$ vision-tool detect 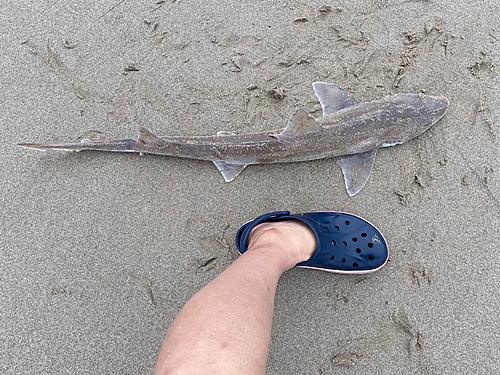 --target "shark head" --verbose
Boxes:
[337,91,449,196]
[413,94,449,136]
[380,93,449,147]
